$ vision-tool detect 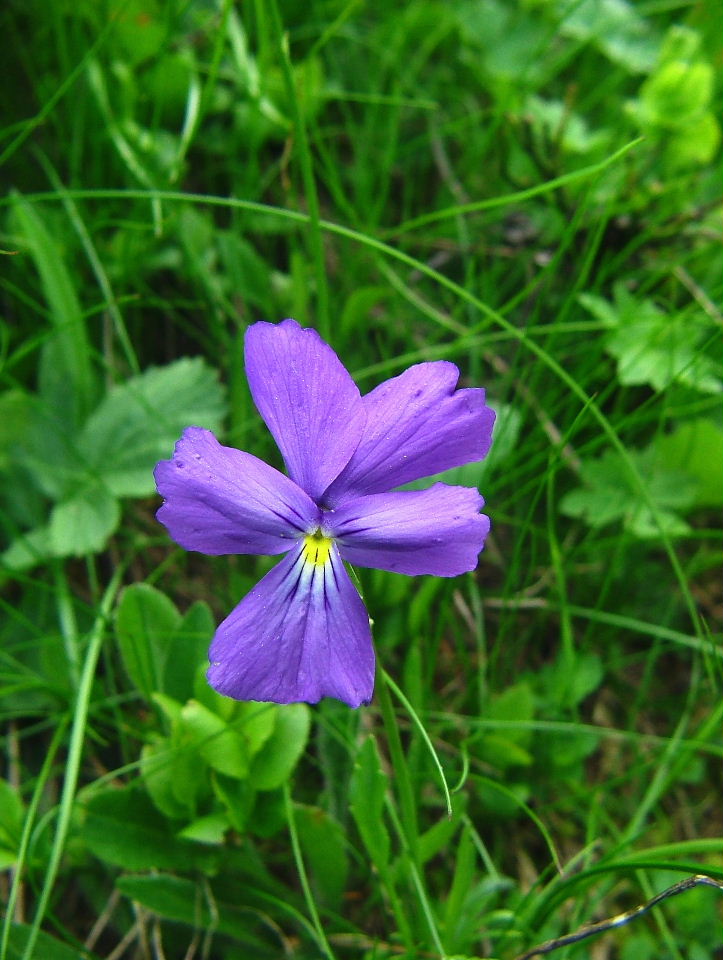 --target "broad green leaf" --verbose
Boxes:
[10,196,95,427]
[115,873,275,950]
[235,702,277,758]
[0,391,33,470]
[5,924,88,960]
[162,600,213,702]
[77,357,226,498]
[48,485,121,557]
[474,683,535,771]
[349,736,390,873]
[1,524,53,572]
[295,804,349,909]
[116,583,182,699]
[141,737,195,820]
[478,734,532,770]
[488,682,534,745]
[642,60,713,126]
[81,788,214,871]
[178,811,230,844]
[543,652,604,709]
[216,233,274,312]
[656,419,723,507]
[181,700,250,779]
[249,704,310,791]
